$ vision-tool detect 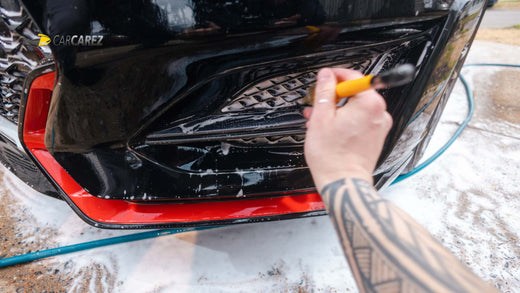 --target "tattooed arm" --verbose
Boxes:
[320,177,495,292]
[303,68,496,292]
